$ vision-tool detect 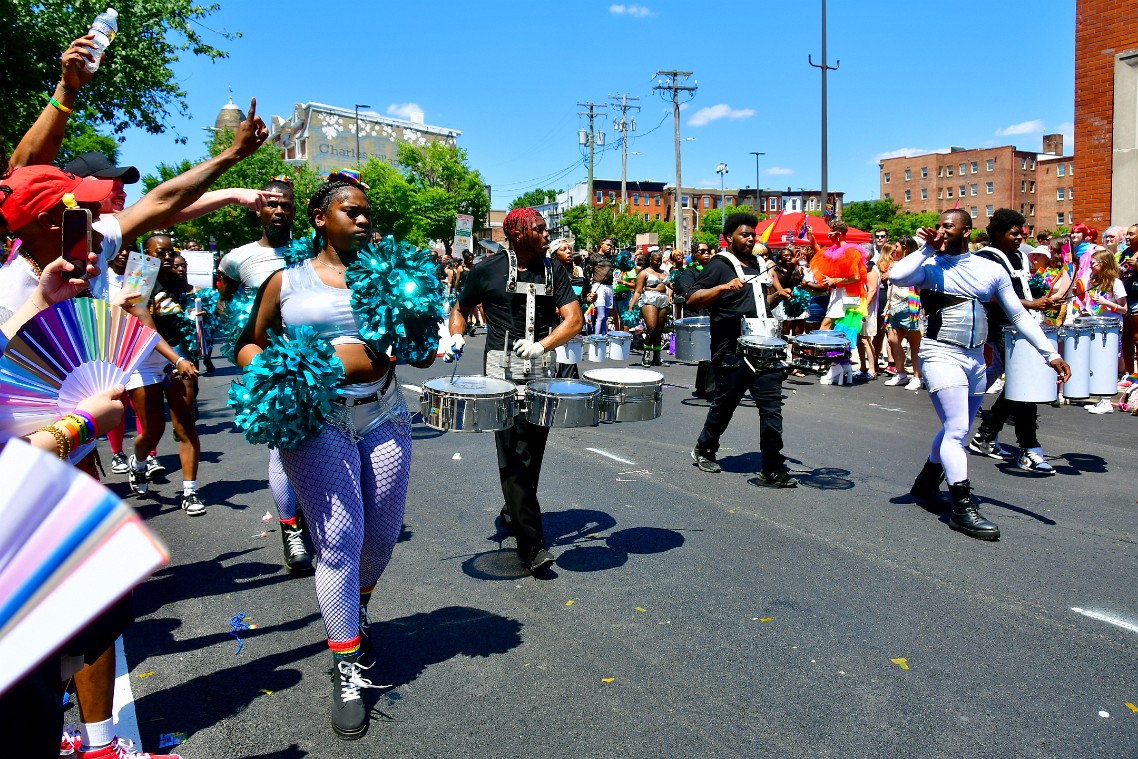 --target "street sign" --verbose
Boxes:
[453,213,474,256]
